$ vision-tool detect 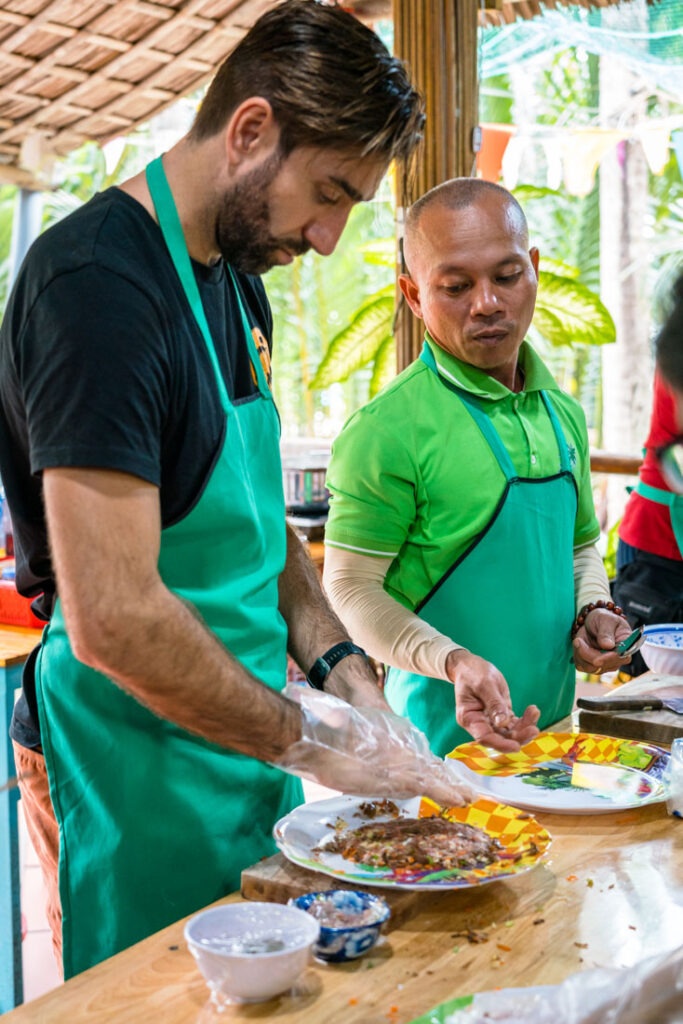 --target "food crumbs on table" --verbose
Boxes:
[168,945,179,951]
[349,998,358,1006]
[629,925,637,930]
[566,875,578,882]
[586,878,594,887]
[452,927,489,944]
[453,946,461,953]
[497,944,511,952]
[505,920,514,928]
[608,884,615,889]
[574,942,588,949]
[533,918,545,925]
